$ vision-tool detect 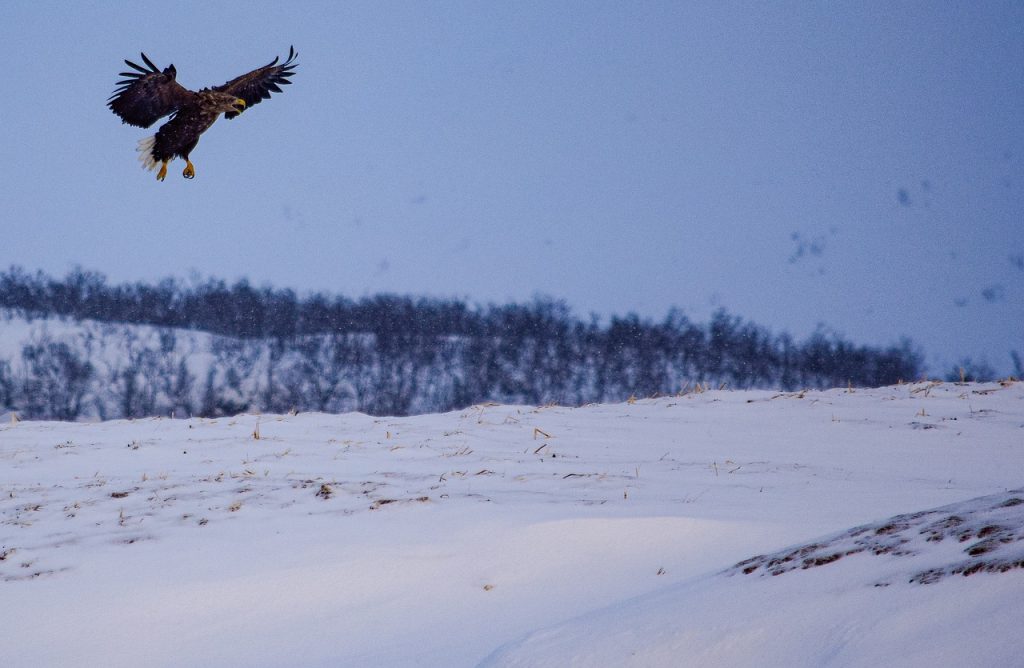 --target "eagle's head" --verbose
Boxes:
[203,90,247,116]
